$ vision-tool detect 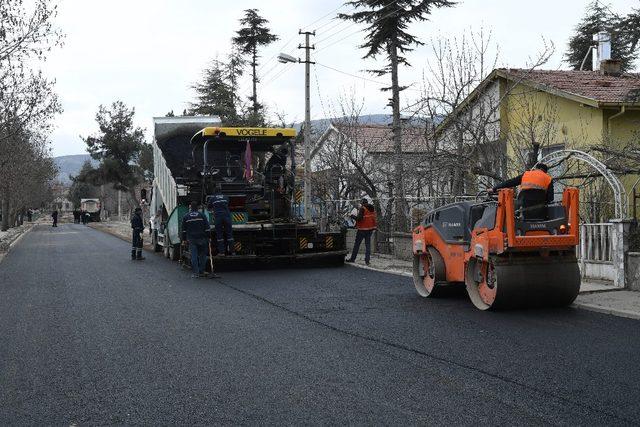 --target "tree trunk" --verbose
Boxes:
[389,38,407,232]
[252,49,258,119]
[1,196,9,231]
